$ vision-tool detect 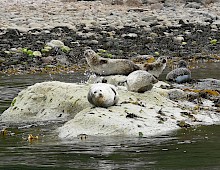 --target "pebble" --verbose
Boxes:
[0,0,219,32]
